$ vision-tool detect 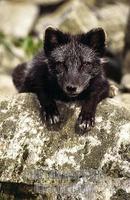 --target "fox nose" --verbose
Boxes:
[66,85,77,93]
